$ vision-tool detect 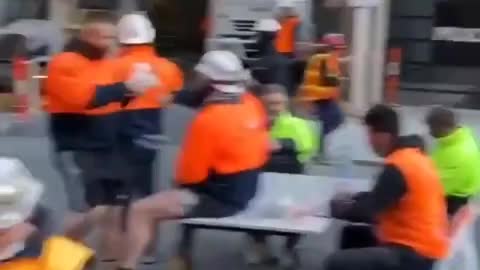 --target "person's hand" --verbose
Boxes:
[125,63,160,95]
[330,193,355,218]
